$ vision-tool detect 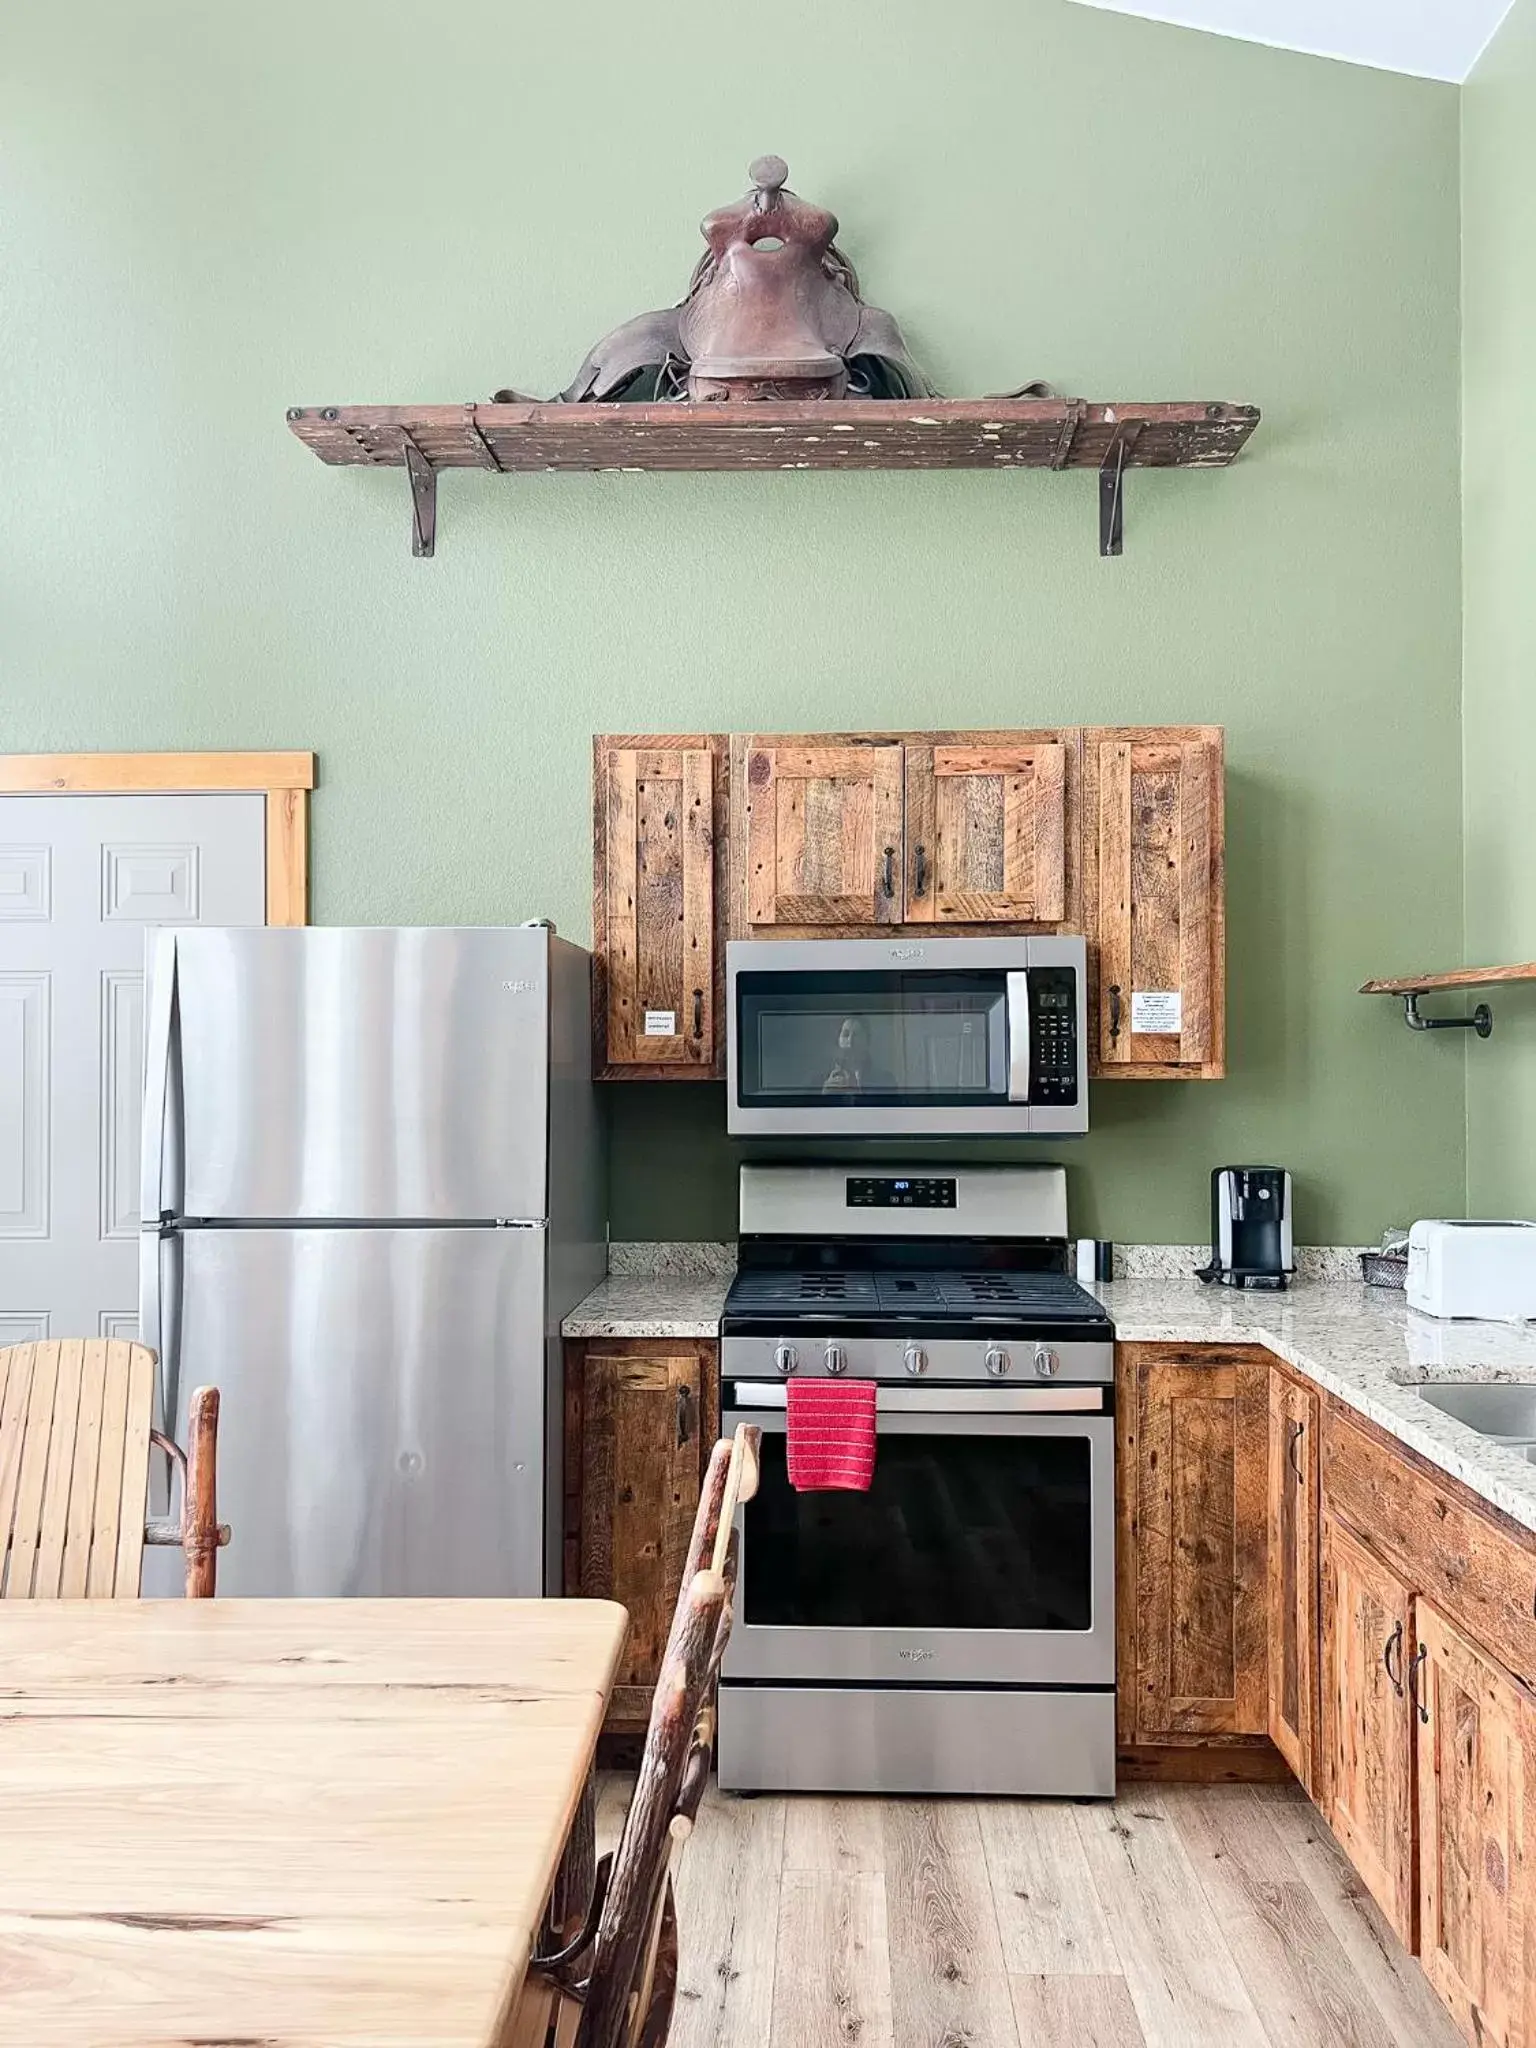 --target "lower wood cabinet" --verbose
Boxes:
[563,1338,719,1732]
[1320,1510,1418,1944]
[1118,1344,1270,1744]
[1267,1367,1319,1793]
[1415,1599,1535,2048]
[1320,1410,1536,2048]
